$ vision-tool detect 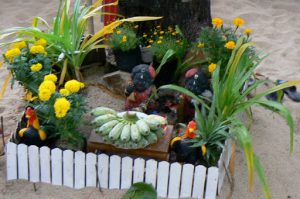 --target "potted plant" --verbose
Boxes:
[109,24,142,72]
[149,26,188,87]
